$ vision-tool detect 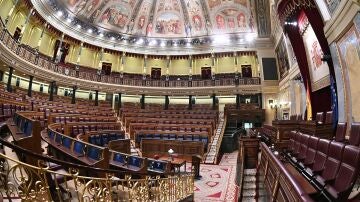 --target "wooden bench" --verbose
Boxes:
[128,123,213,139]
[134,130,209,149]
[125,117,215,131]
[141,139,205,160]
